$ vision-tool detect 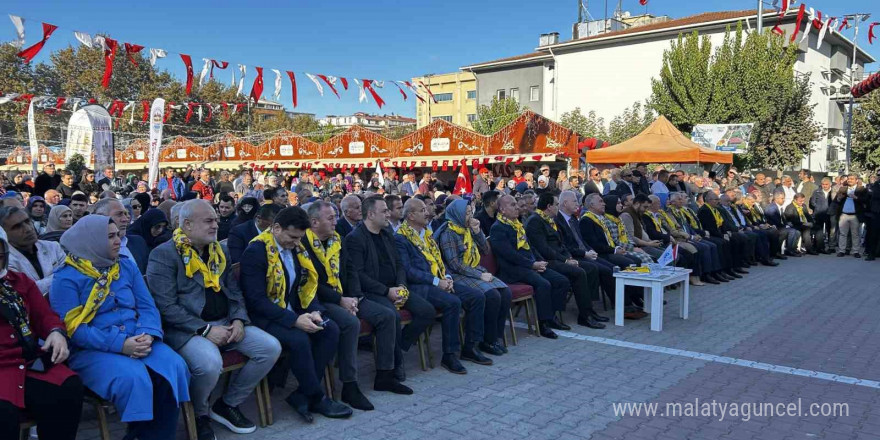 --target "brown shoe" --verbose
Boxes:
[624,311,648,320]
